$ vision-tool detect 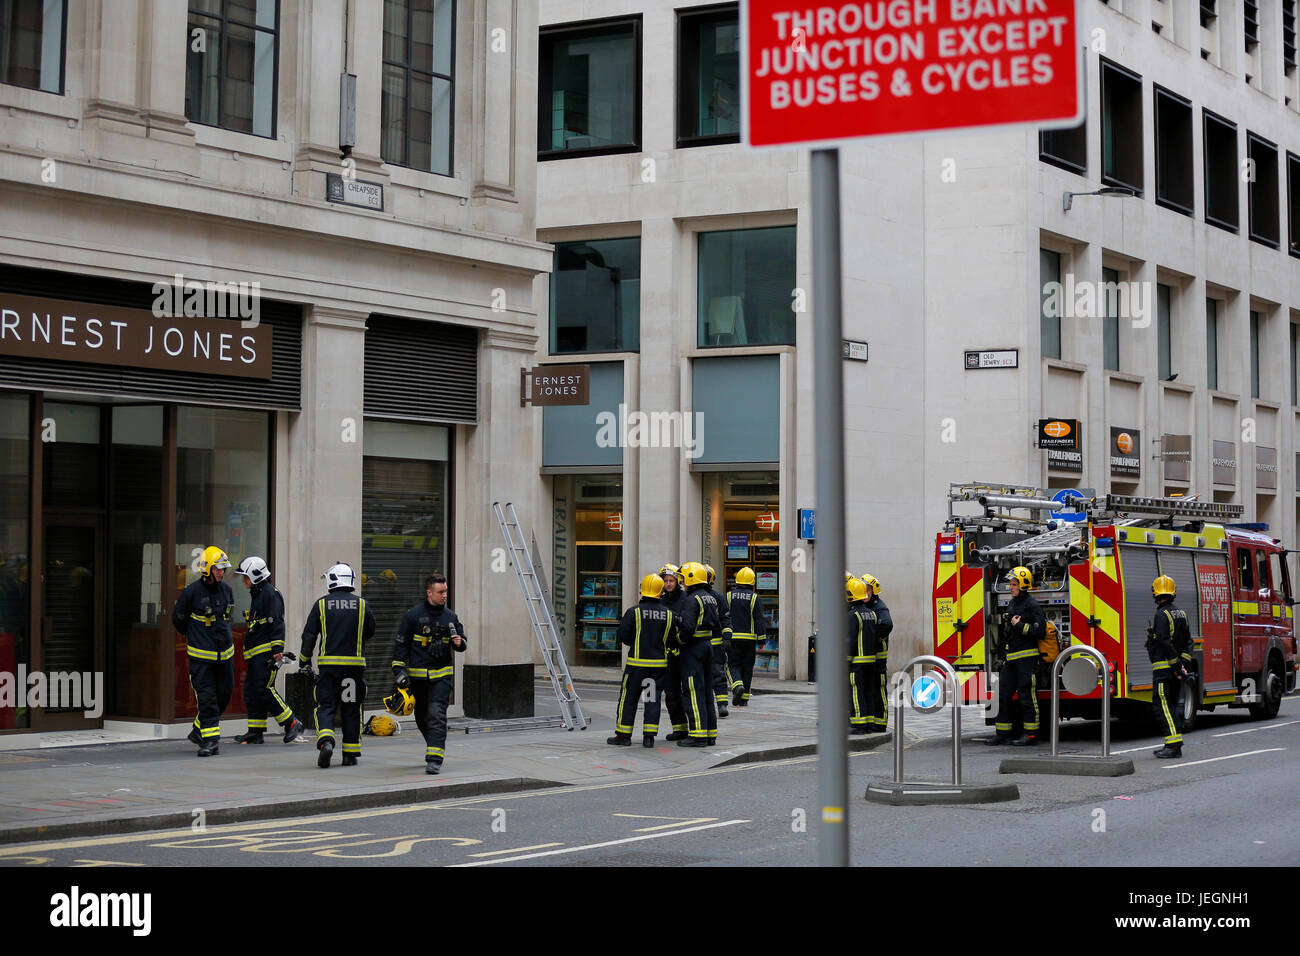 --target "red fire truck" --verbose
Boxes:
[932,483,1296,729]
